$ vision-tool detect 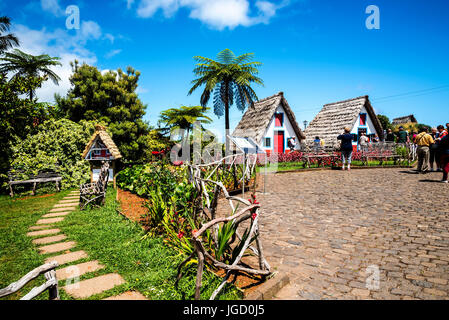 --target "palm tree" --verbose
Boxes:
[158,105,213,139]
[0,49,61,100]
[0,16,19,54]
[188,49,263,152]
